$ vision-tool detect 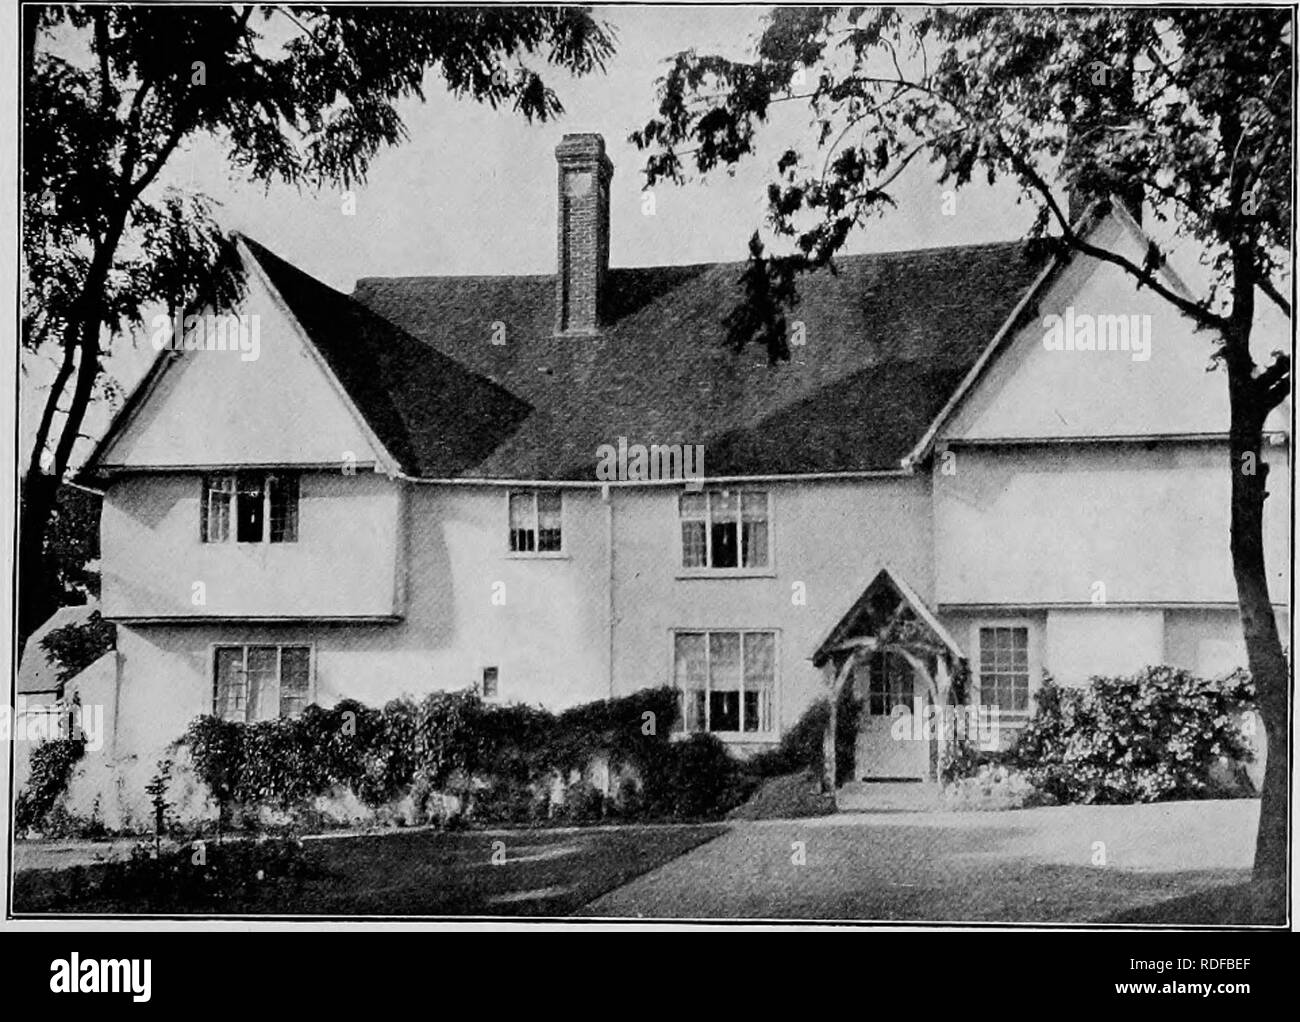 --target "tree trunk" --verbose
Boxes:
[18,468,60,647]
[1228,418,1288,889]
